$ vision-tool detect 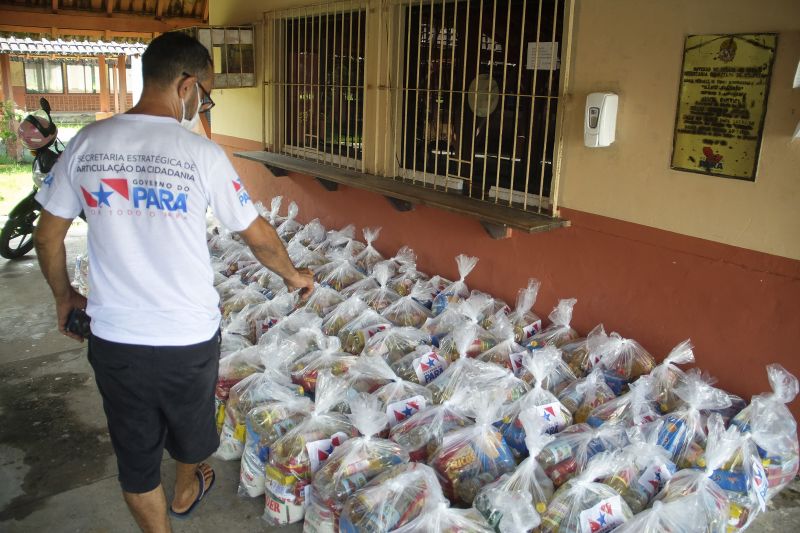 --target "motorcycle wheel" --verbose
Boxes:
[0,208,40,259]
